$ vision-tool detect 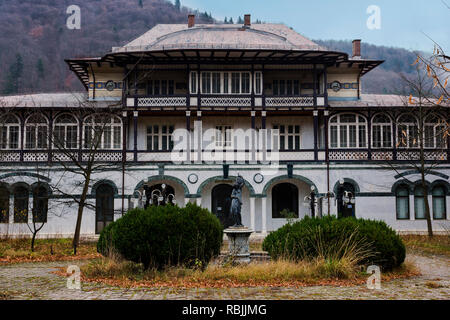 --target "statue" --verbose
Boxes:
[230,175,244,227]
